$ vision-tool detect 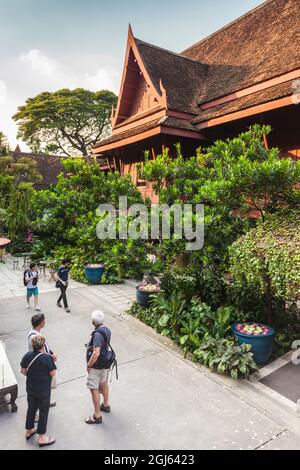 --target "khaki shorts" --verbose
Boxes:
[87,368,109,390]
